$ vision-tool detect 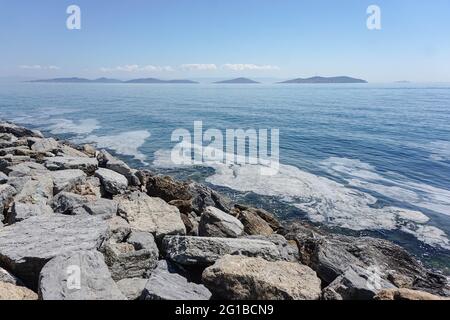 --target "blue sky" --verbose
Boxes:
[0,0,449,82]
